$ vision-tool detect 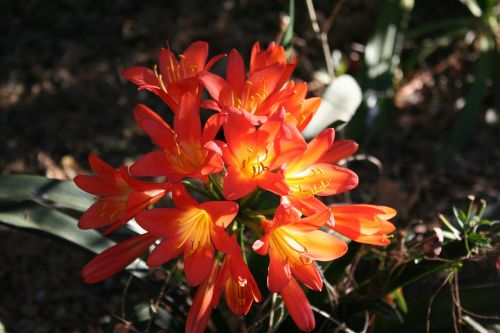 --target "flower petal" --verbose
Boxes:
[319,139,359,164]
[222,167,256,200]
[197,71,231,101]
[210,225,241,254]
[147,237,183,267]
[182,41,209,74]
[291,262,322,291]
[122,66,159,89]
[184,244,215,286]
[300,230,347,261]
[287,128,335,174]
[130,151,182,181]
[257,170,290,196]
[81,233,156,284]
[201,201,239,228]
[287,163,358,197]
[135,207,186,237]
[88,154,123,183]
[226,49,246,94]
[74,175,124,197]
[186,261,218,333]
[78,199,122,230]
[172,183,198,210]
[174,92,202,144]
[280,278,315,332]
[133,104,176,150]
[267,252,291,292]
